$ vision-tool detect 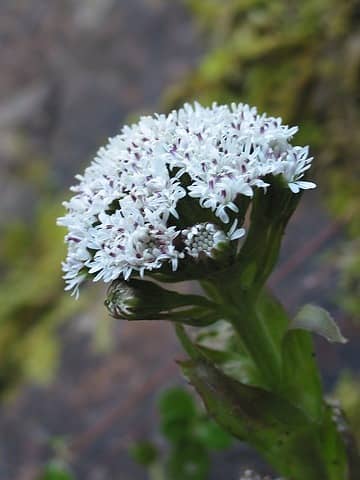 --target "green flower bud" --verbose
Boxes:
[105,278,218,325]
